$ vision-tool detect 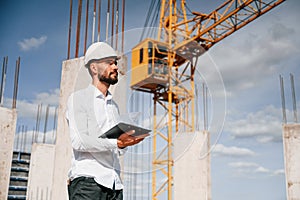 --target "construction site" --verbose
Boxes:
[0,0,299,199]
